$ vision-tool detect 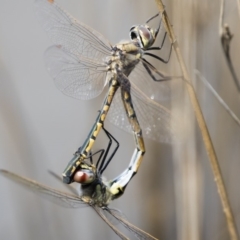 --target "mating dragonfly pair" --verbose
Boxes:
[1,0,179,239]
